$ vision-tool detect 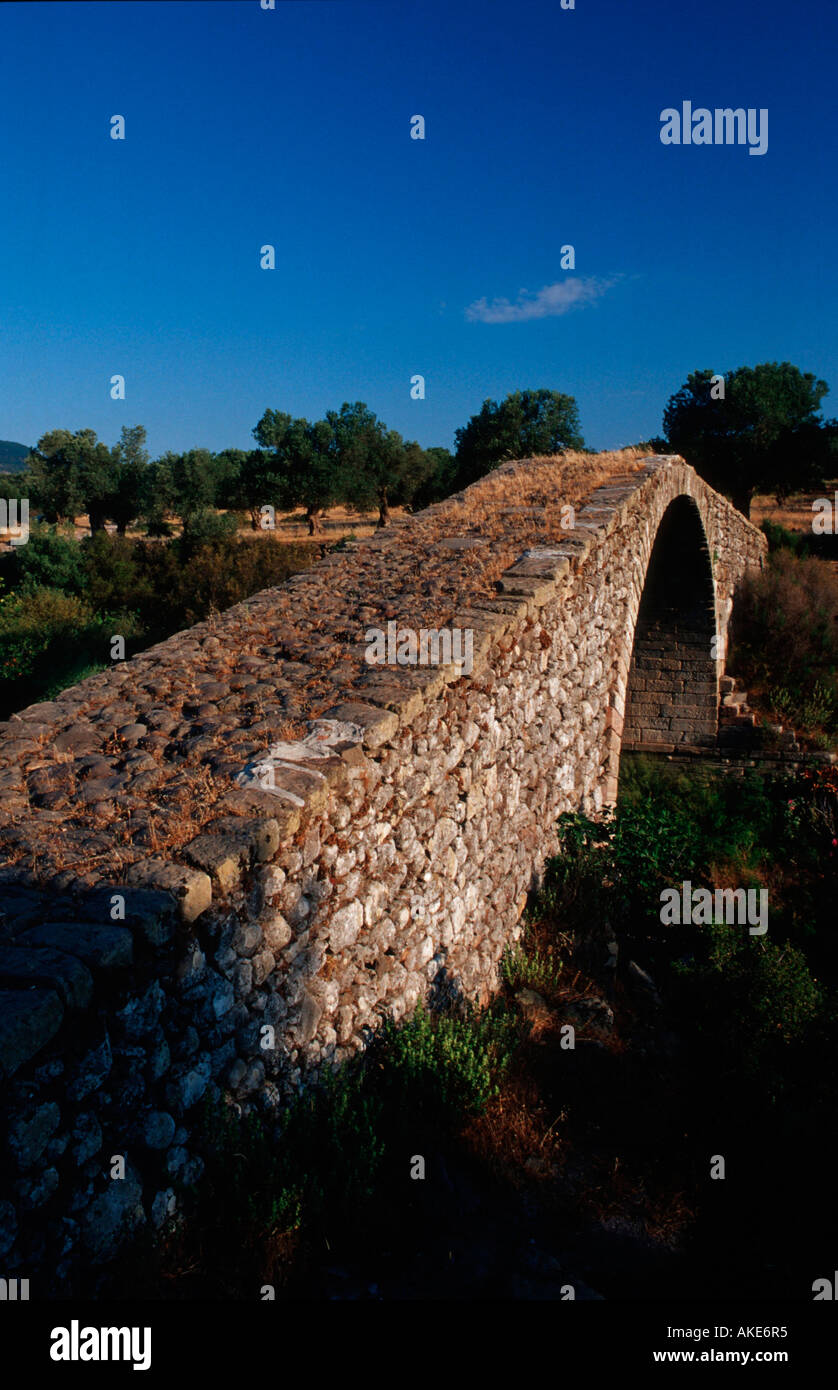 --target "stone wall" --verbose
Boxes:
[0,453,766,1288]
